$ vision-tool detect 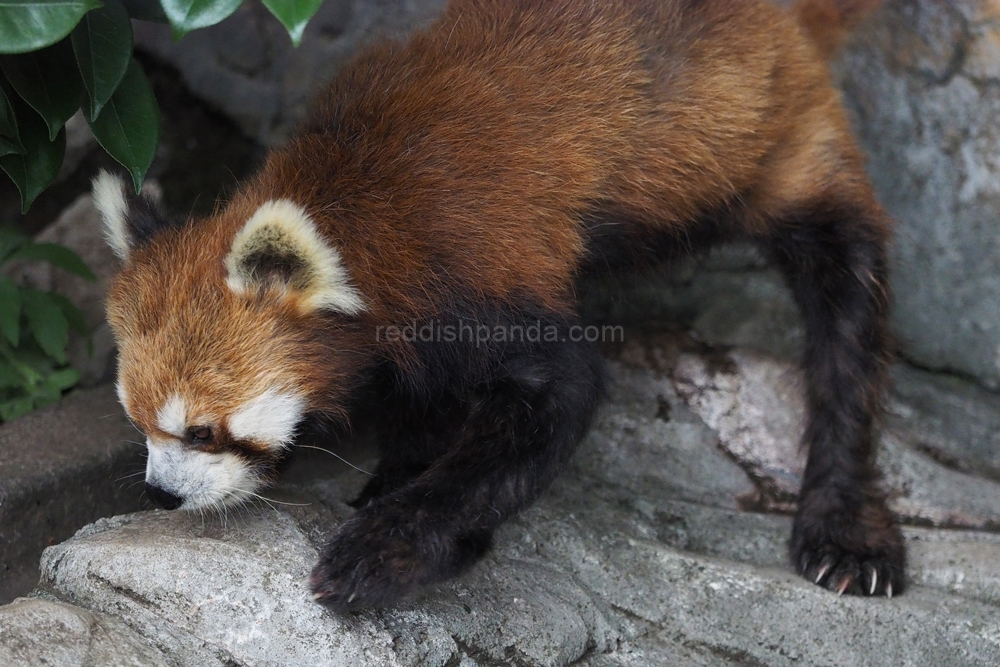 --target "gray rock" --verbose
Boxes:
[0,385,145,604]
[8,350,999,666]
[39,512,404,667]
[30,474,1000,667]
[0,598,171,667]
[670,345,1000,526]
[574,362,760,510]
[838,0,1000,388]
[887,363,1000,480]
[134,0,448,144]
[576,629,735,667]
[906,528,1000,607]
[672,349,807,503]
